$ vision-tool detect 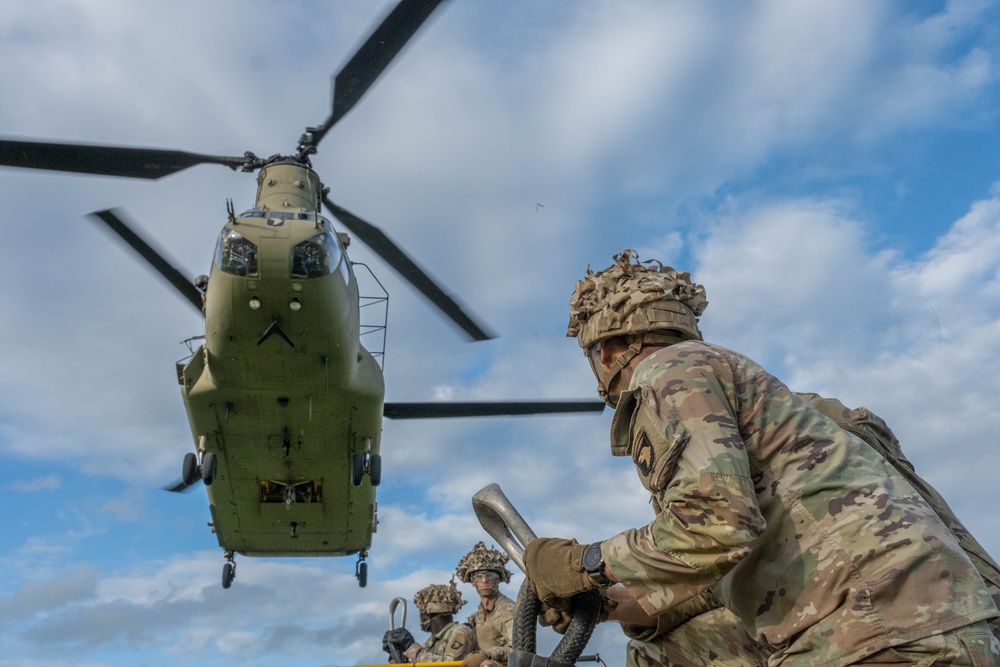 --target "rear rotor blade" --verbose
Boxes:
[89,209,204,314]
[304,0,450,149]
[383,401,606,419]
[323,196,494,341]
[164,478,199,493]
[0,138,247,180]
